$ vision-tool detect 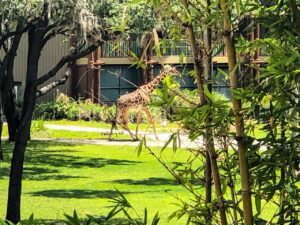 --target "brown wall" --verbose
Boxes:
[0,33,70,103]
